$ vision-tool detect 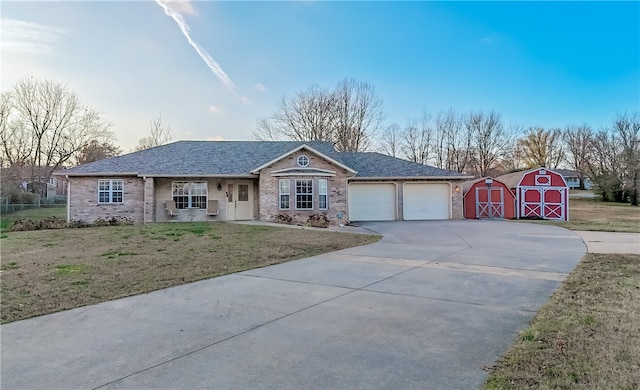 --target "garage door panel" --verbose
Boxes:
[403,183,450,220]
[348,184,396,221]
